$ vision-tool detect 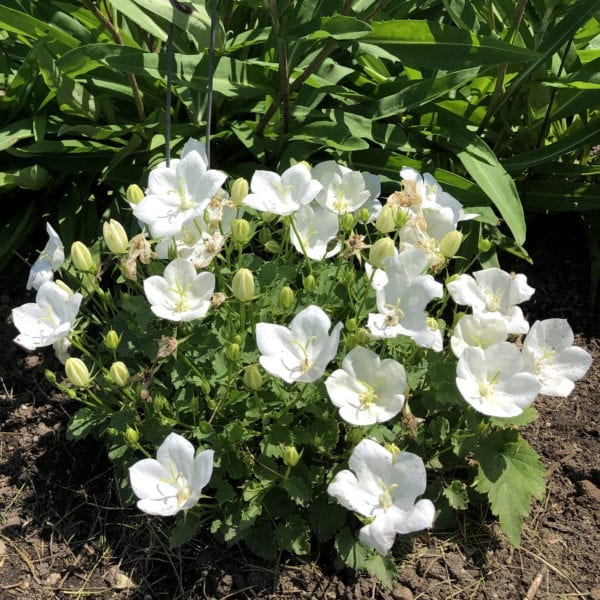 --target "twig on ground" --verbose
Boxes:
[524,565,547,600]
